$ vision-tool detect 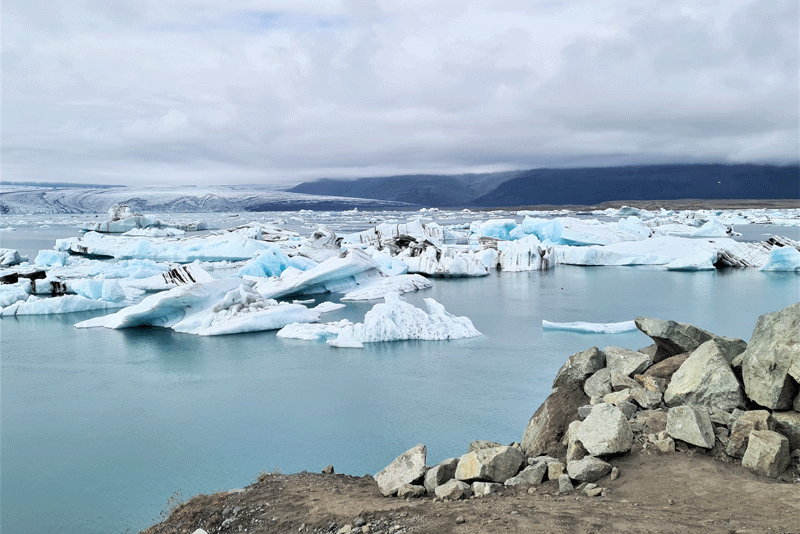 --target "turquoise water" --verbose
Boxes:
[2,264,798,534]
